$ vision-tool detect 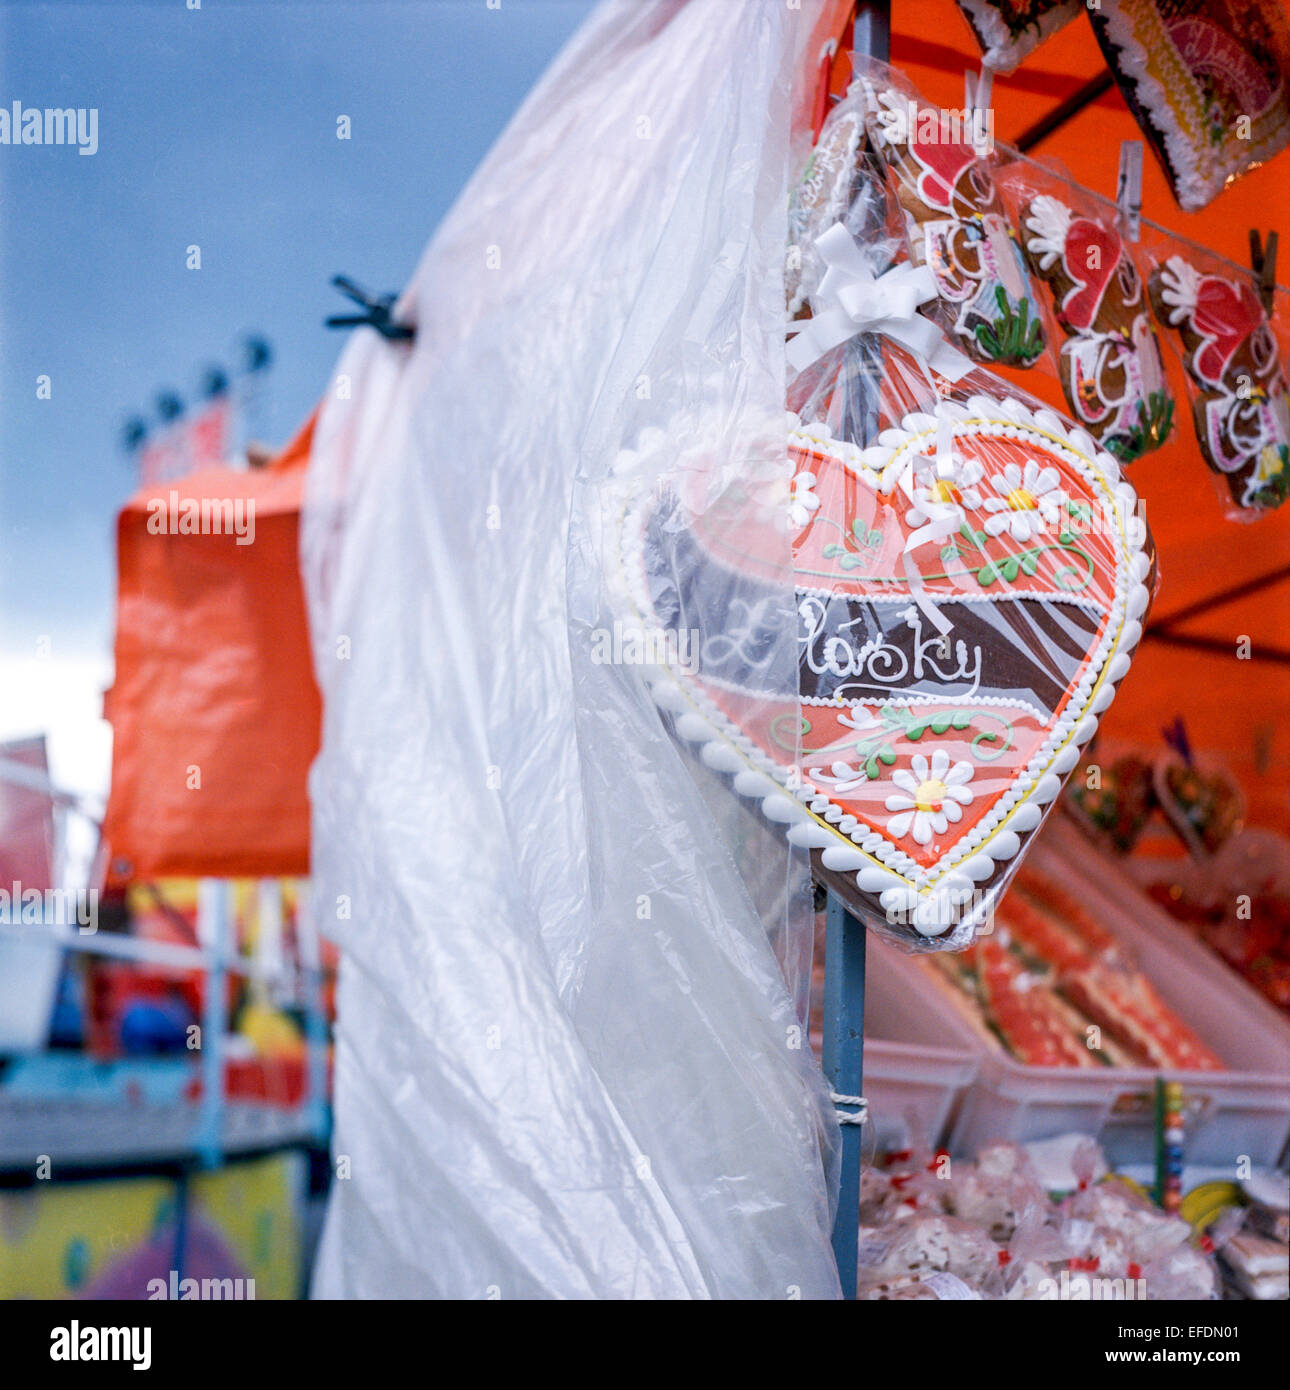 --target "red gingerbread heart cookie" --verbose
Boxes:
[605,394,1154,947]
